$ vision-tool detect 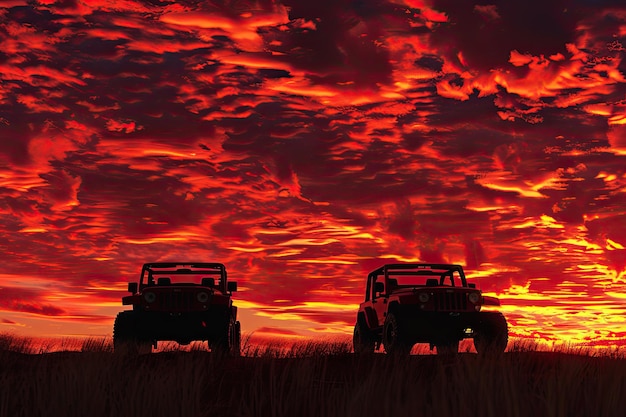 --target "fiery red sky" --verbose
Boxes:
[1,0,626,347]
